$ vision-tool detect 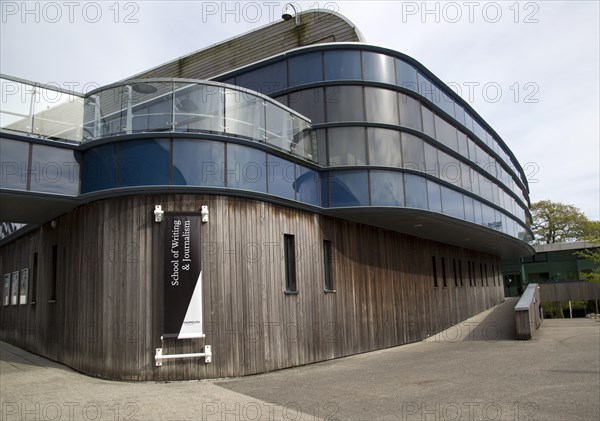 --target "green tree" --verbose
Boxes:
[575,221,600,285]
[530,200,595,244]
